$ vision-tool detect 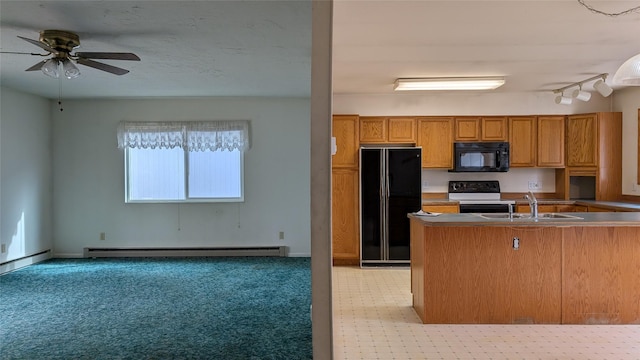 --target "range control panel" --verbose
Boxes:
[448,180,501,194]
